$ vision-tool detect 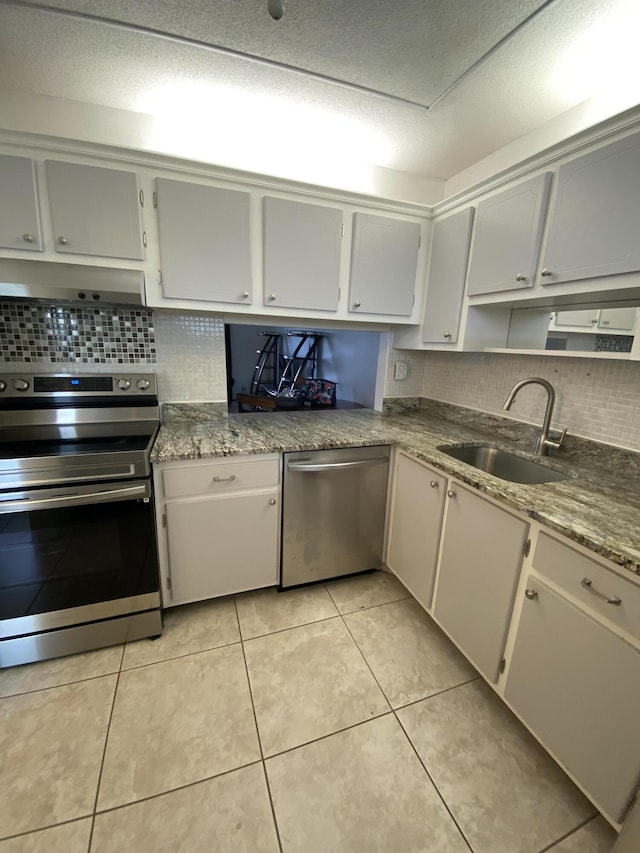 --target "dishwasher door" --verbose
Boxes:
[281,445,390,588]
